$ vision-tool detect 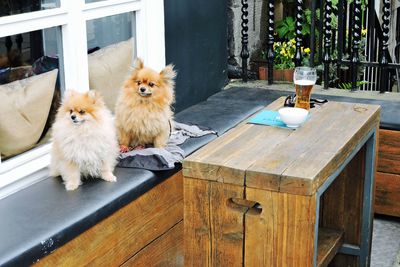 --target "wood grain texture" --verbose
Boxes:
[244,187,316,267]
[183,98,379,267]
[374,172,400,217]
[35,172,183,267]
[317,228,344,267]
[184,178,246,267]
[122,221,184,267]
[210,181,245,266]
[183,99,380,196]
[377,129,400,174]
[184,178,211,266]
[183,98,290,187]
[248,102,380,195]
